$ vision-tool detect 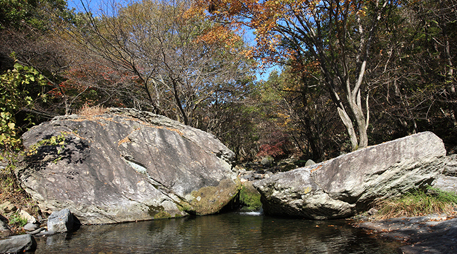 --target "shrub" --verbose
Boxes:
[256,131,292,159]
[1,62,46,164]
